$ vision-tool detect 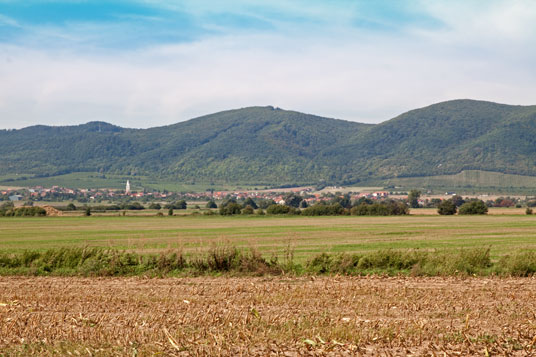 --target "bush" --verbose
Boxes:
[437,199,457,215]
[121,202,145,210]
[164,201,187,210]
[220,202,242,215]
[206,200,217,209]
[12,206,47,217]
[241,205,255,215]
[458,200,488,215]
[302,203,344,216]
[350,201,409,216]
[148,203,161,210]
[266,204,291,215]
[526,208,533,215]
